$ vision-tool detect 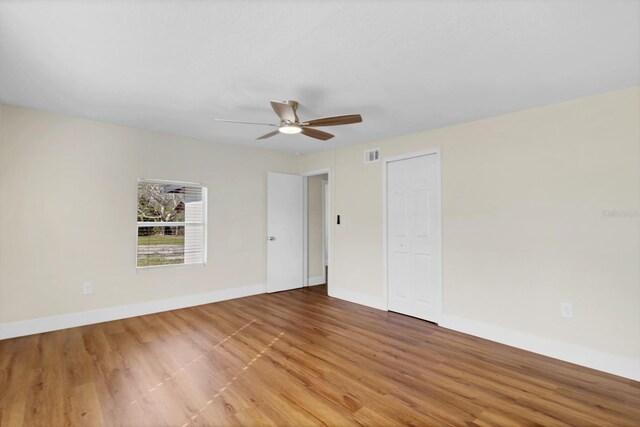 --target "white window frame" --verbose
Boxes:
[136,178,208,270]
